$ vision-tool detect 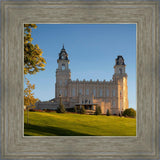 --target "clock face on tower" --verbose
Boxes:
[61,53,66,59]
